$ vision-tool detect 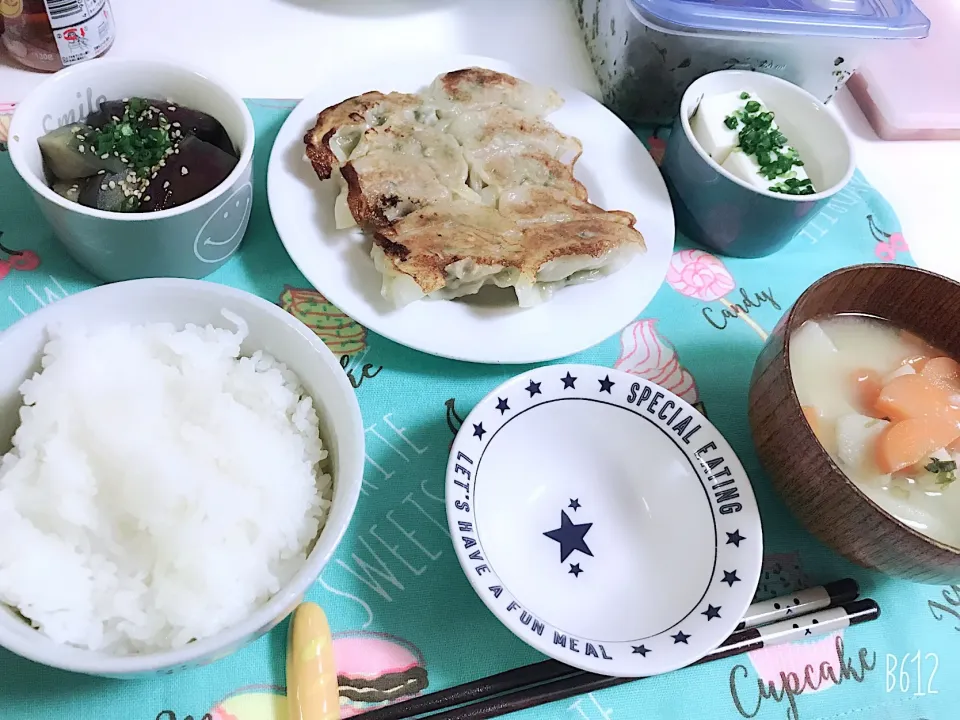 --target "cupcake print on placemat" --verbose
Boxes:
[280,285,382,388]
[205,632,428,720]
[614,318,706,415]
[280,285,367,357]
[335,631,429,718]
[745,553,845,697]
[666,249,769,340]
[208,686,286,720]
